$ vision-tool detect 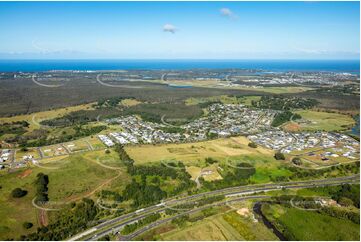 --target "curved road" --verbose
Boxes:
[68,174,359,241]
[32,75,65,88]
[96,74,143,89]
